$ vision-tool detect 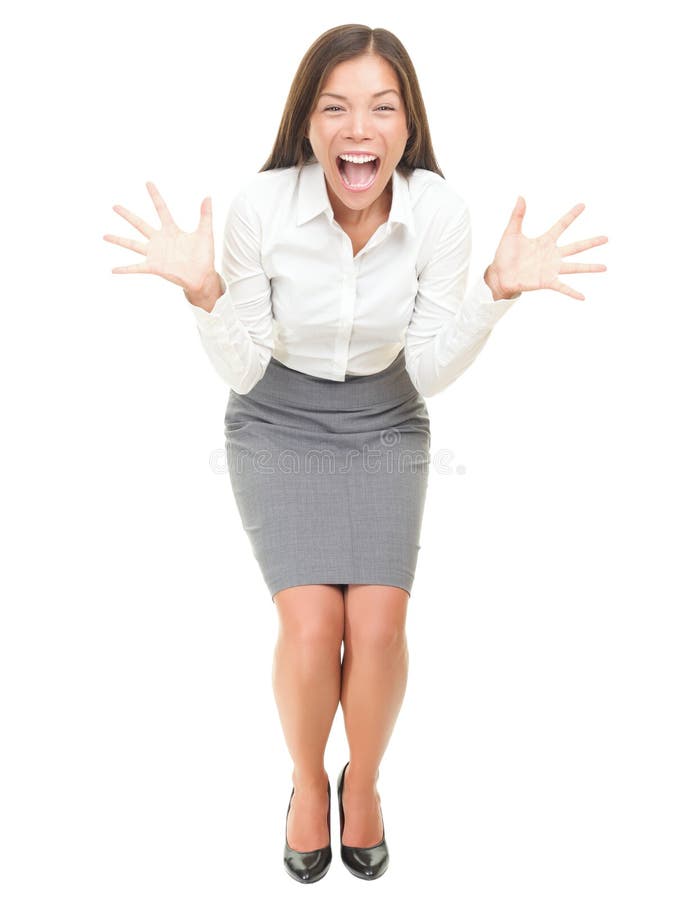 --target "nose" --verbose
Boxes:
[342,110,376,142]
